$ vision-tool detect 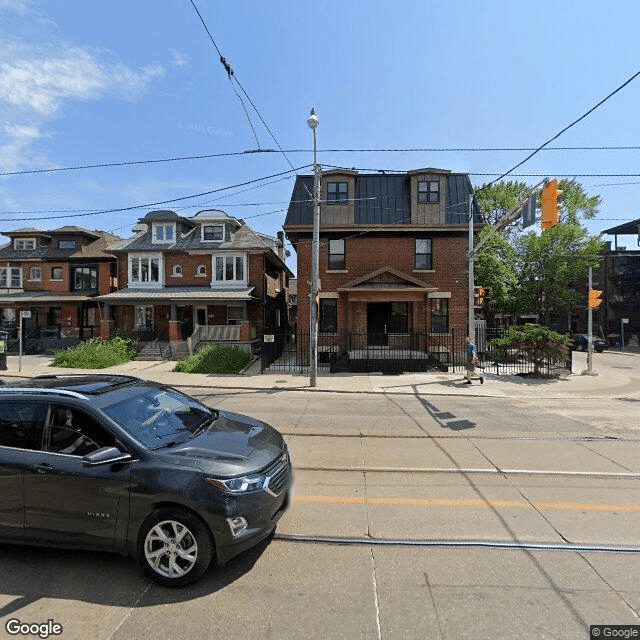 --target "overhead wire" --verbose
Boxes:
[476,68,640,190]
[6,146,640,178]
